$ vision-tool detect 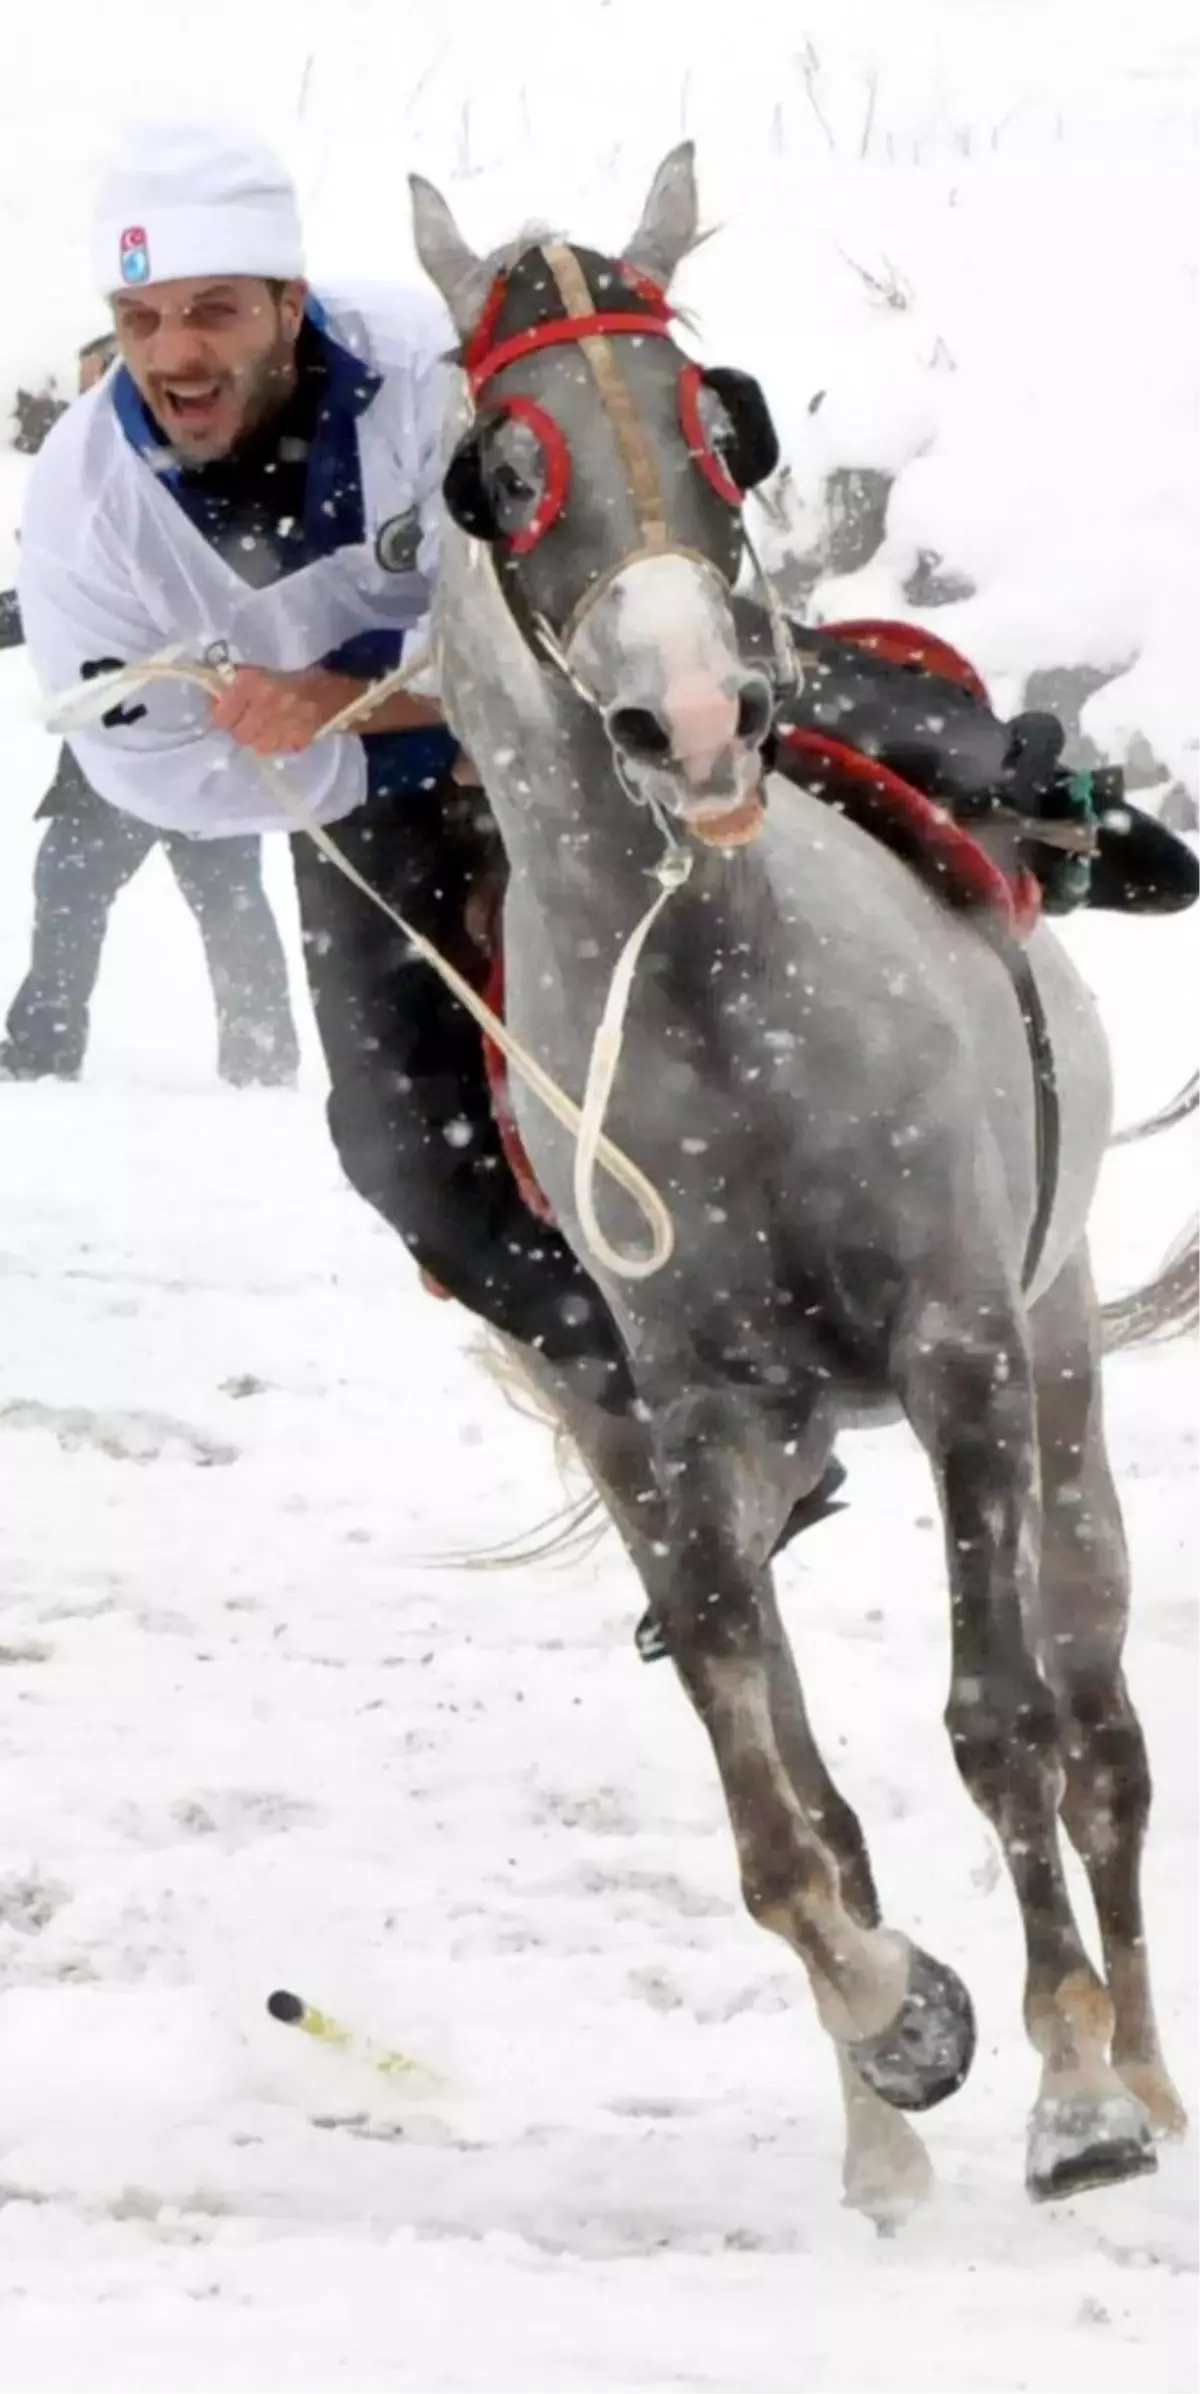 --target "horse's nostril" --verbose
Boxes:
[607,705,673,762]
[736,677,774,748]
